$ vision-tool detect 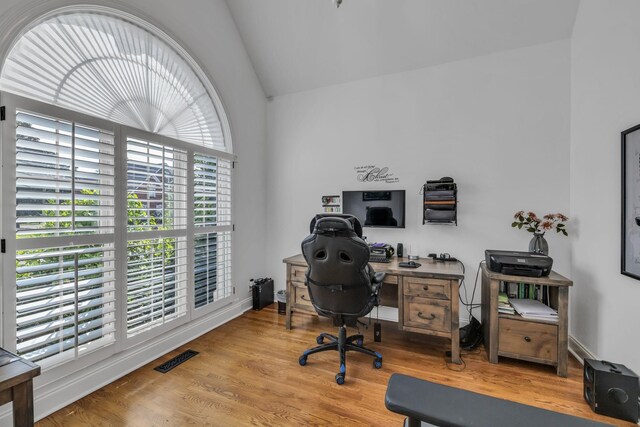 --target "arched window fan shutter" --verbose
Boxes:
[1,11,227,151]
